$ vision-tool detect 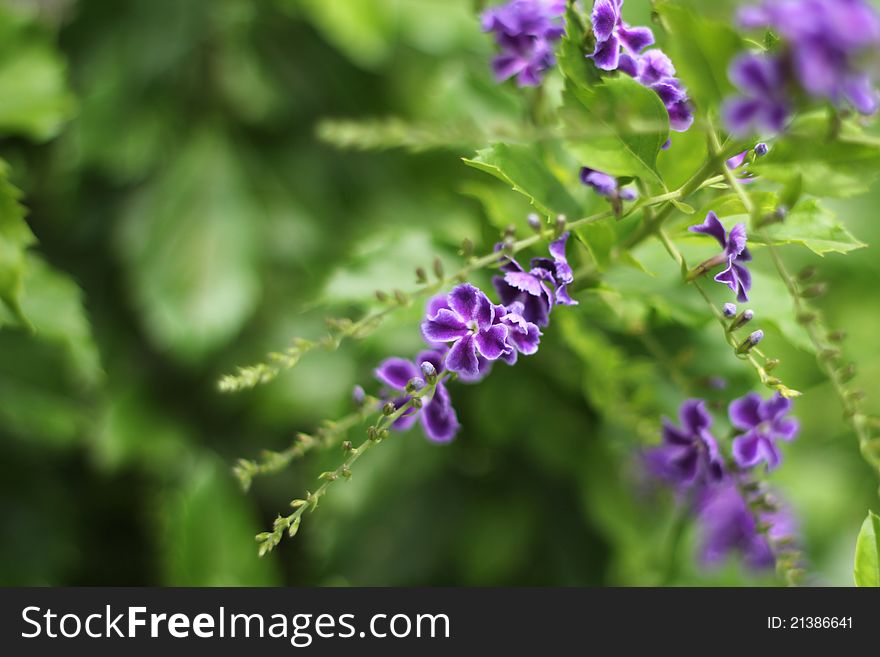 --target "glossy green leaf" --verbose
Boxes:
[654,1,744,111]
[854,511,880,587]
[562,76,669,186]
[463,143,581,218]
